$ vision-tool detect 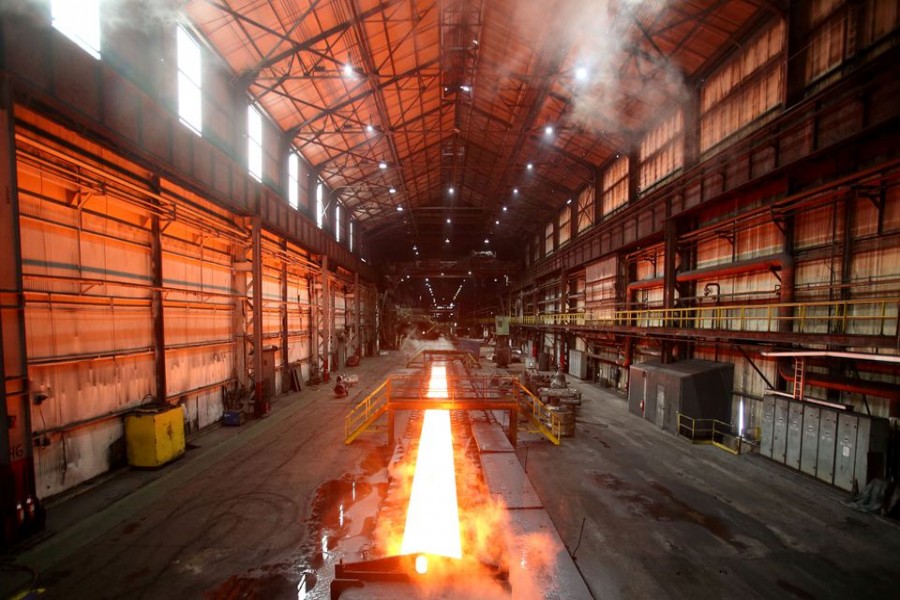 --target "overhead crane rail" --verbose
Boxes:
[344,375,562,446]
